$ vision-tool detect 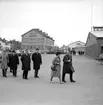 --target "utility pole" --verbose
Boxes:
[91,4,93,32]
